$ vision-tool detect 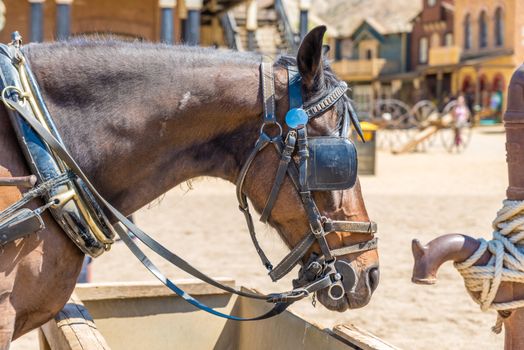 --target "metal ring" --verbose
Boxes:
[328,281,345,300]
[260,121,283,139]
[1,86,27,110]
